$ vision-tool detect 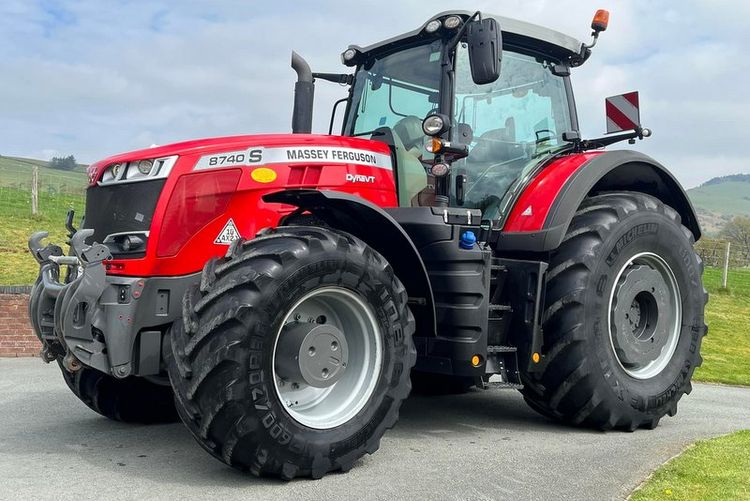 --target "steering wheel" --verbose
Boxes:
[463,140,530,198]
